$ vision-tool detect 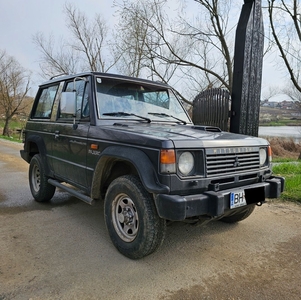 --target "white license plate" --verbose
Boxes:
[230,190,247,209]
